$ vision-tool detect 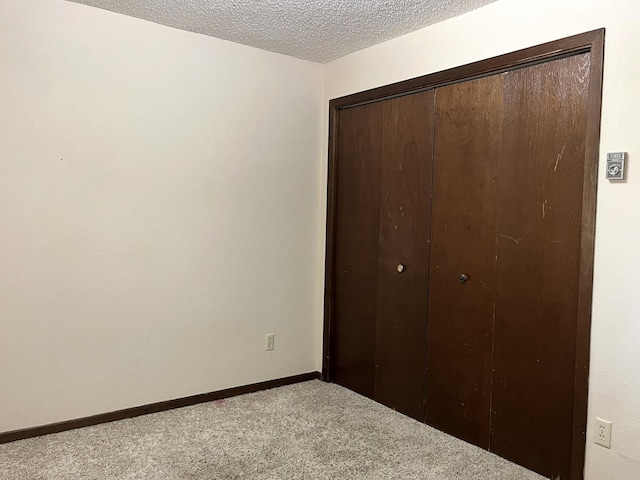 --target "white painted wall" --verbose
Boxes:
[322,0,640,478]
[0,0,323,433]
